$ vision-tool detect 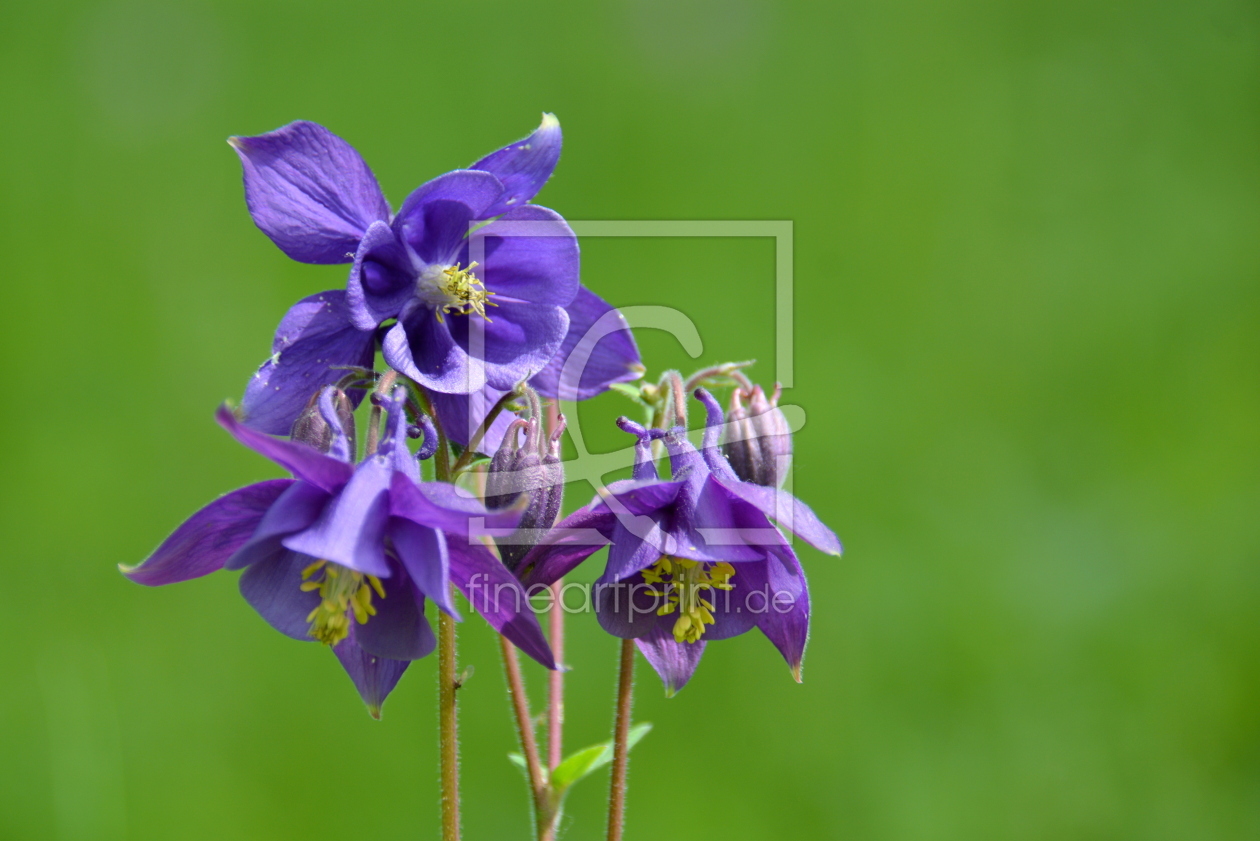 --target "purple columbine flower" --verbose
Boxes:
[516,389,840,695]
[123,387,554,716]
[428,283,643,453]
[230,116,639,437]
